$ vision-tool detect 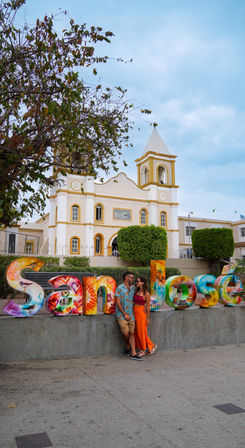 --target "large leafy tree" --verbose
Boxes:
[0,0,150,226]
[117,225,167,266]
